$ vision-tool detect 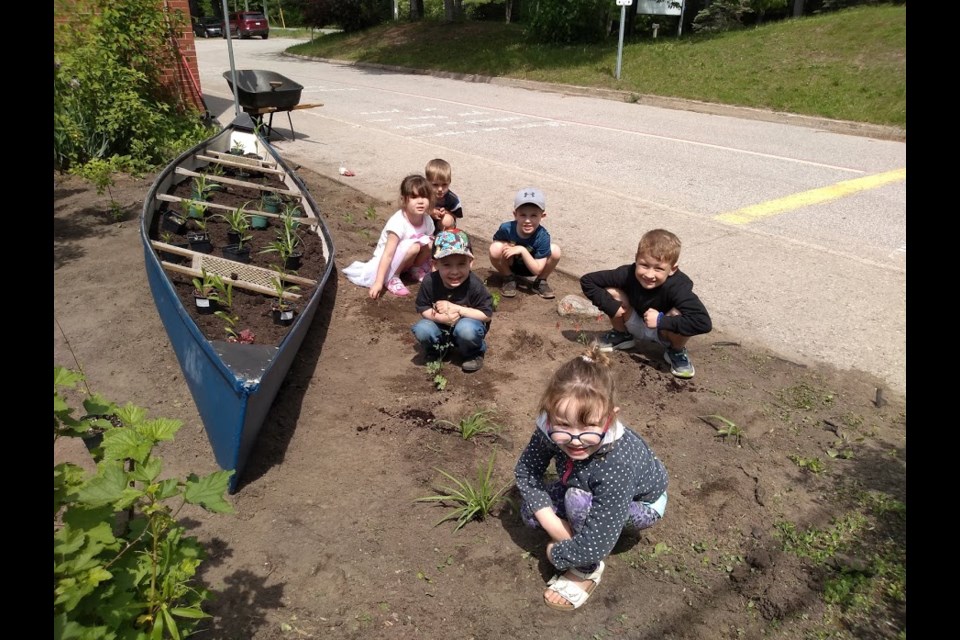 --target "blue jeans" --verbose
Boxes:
[411,318,487,360]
